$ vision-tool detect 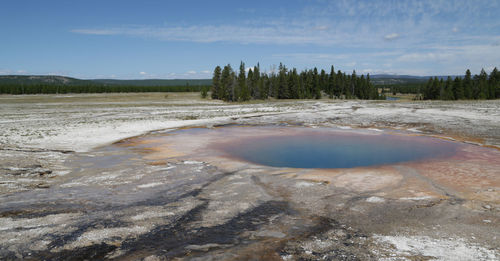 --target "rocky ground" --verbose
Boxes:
[0,93,499,260]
